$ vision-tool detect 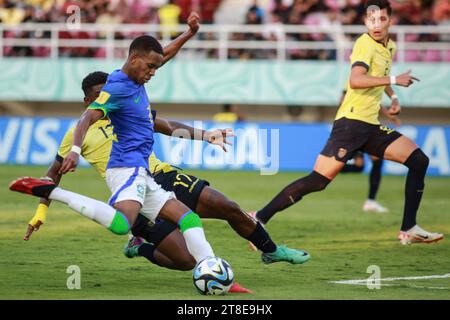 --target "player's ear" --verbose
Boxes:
[129,52,140,66]
[83,97,90,106]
